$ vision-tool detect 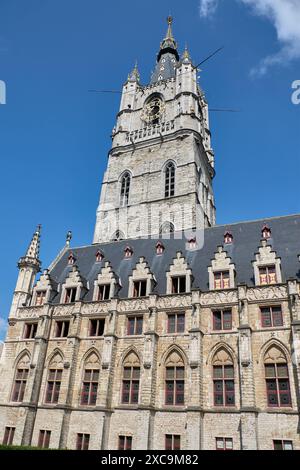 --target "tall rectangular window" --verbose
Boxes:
[98,284,110,301]
[89,319,105,337]
[213,310,232,331]
[2,427,15,446]
[165,367,184,406]
[45,369,62,404]
[23,322,38,339]
[64,287,77,304]
[265,363,291,407]
[273,440,293,450]
[213,365,235,407]
[81,369,99,406]
[35,291,46,306]
[165,434,181,450]
[167,313,185,334]
[127,316,143,336]
[119,435,132,450]
[76,433,90,450]
[122,367,140,404]
[259,266,277,285]
[171,276,186,294]
[261,306,283,328]
[38,430,51,449]
[54,321,70,338]
[216,437,233,451]
[12,369,28,402]
[133,280,147,298]
[214,271,230,289]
